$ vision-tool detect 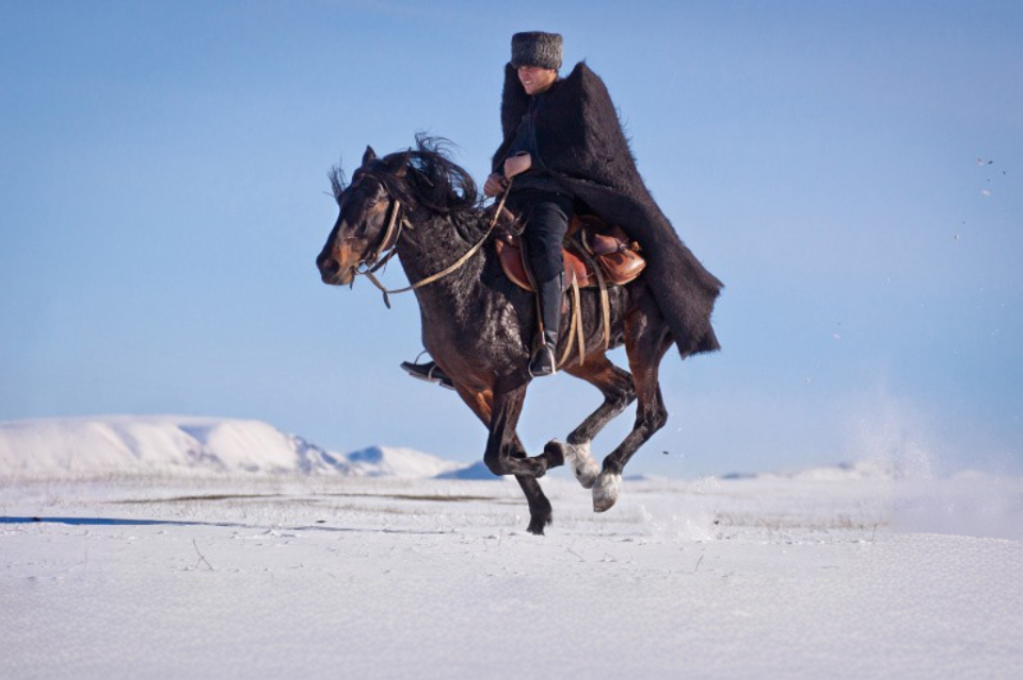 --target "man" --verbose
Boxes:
[484,31,572,377]
[403,31,721,387]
